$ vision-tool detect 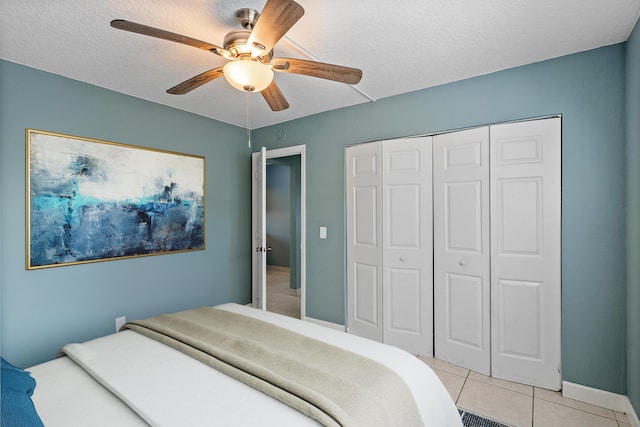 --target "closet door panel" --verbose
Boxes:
[497,178,542,254]
[387,185,421,247]
[446,273,484,349]
[434,127,491,374]
[387,268,421,332]
[490,117,561,390]
[382,137,433,356]
[446,181,483,252]
[347,142,383,342]
[497,279,542,358]
[353,263,379,326]
[354,186,378,245]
